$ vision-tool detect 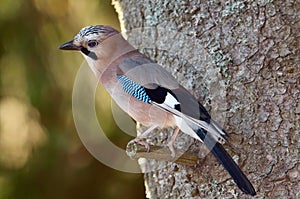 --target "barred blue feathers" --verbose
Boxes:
[117,76,152,103]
